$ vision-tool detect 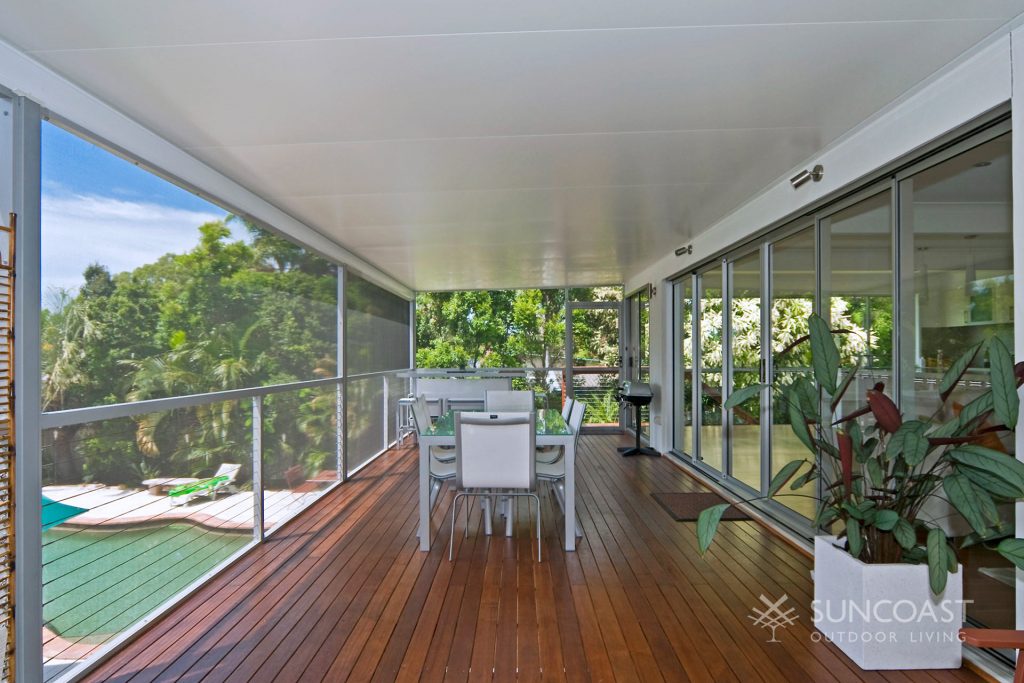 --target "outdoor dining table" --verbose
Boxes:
[417,408,578,552]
